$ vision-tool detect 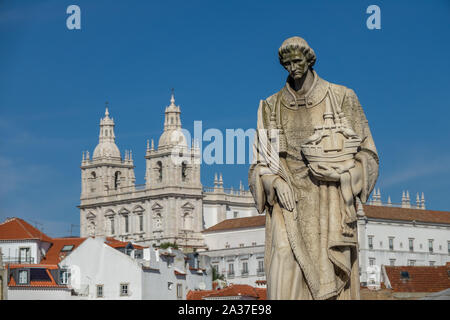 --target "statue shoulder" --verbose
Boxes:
[327,81,360,105]
[261,90,282,113]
